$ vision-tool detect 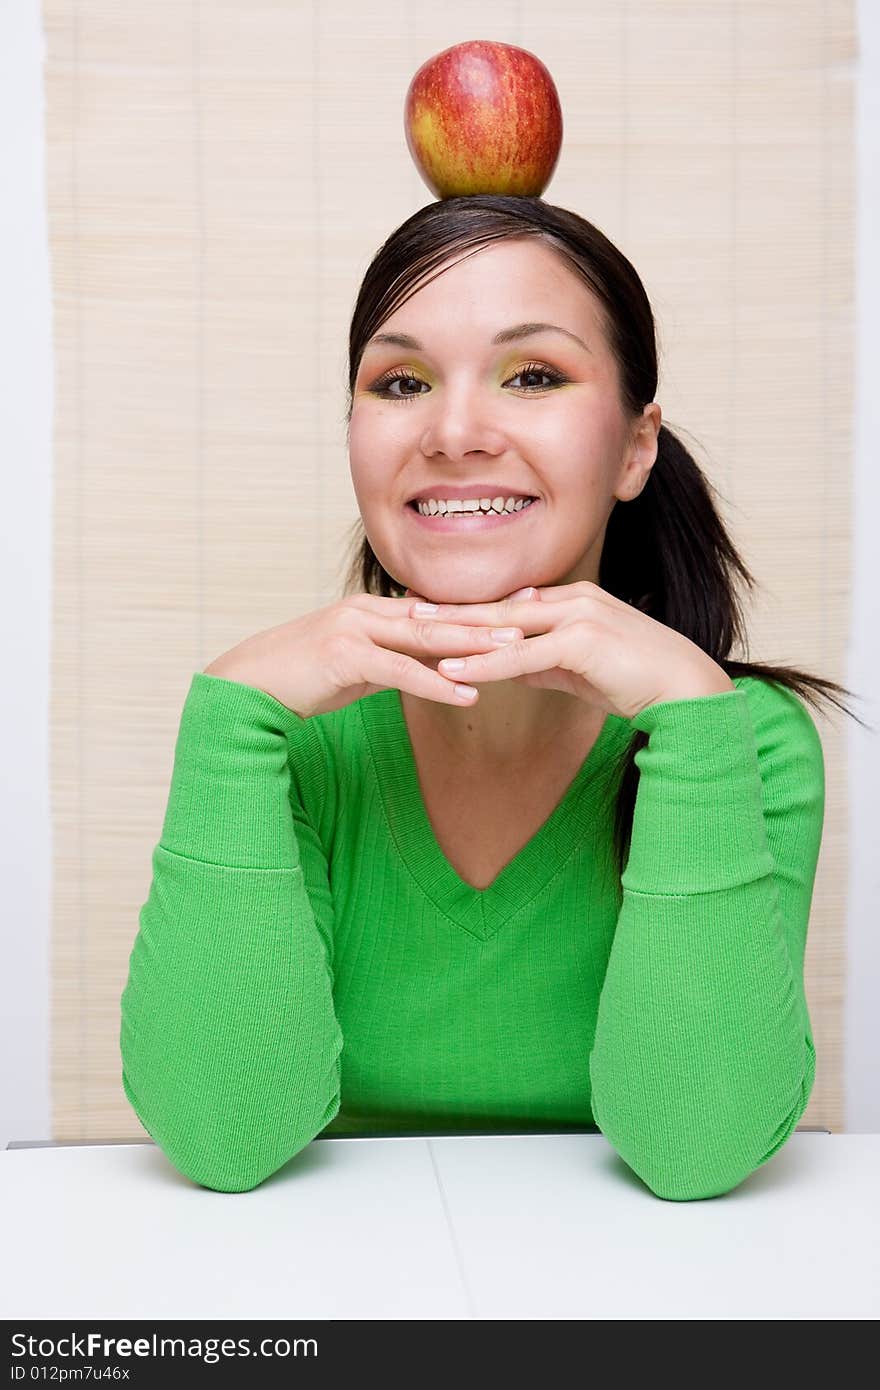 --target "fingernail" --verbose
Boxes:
[439,657,466,672]
[490,627,519,643]
[454,683,478,700]
[510,586,537,599]
[413,602,439,615]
